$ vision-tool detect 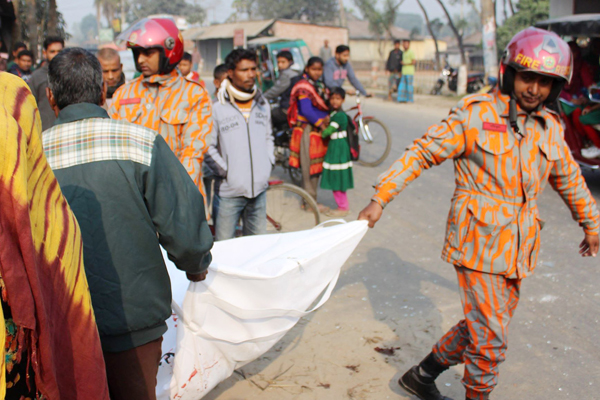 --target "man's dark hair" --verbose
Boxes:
[277,50,293,63]
[12,42,26,54]
[182,52,193,62]
[17,50,34,60]
[394,39,401,45]
[48,47,104,110]
[224,48,257,71]
[43,36,65,50]
[330,87,346,99]
[335,45,350,54]
[213,63,228,79]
